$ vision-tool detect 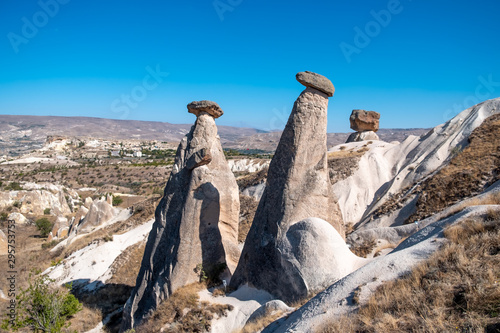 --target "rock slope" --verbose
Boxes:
[333,97,500,227]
